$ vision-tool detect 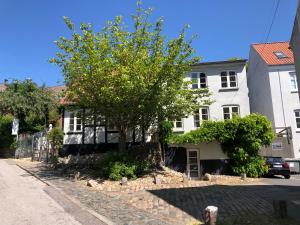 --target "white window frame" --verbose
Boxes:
[290,72,298,92]
[295,110,300,130]
[69,112,82,132]
[194,107,210,128]
[190,72,207,89]
[223,105,240,120]
[220,71,238,89]
[174,118,183,129]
